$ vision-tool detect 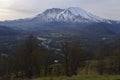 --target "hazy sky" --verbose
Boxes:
[0,0,120,21]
